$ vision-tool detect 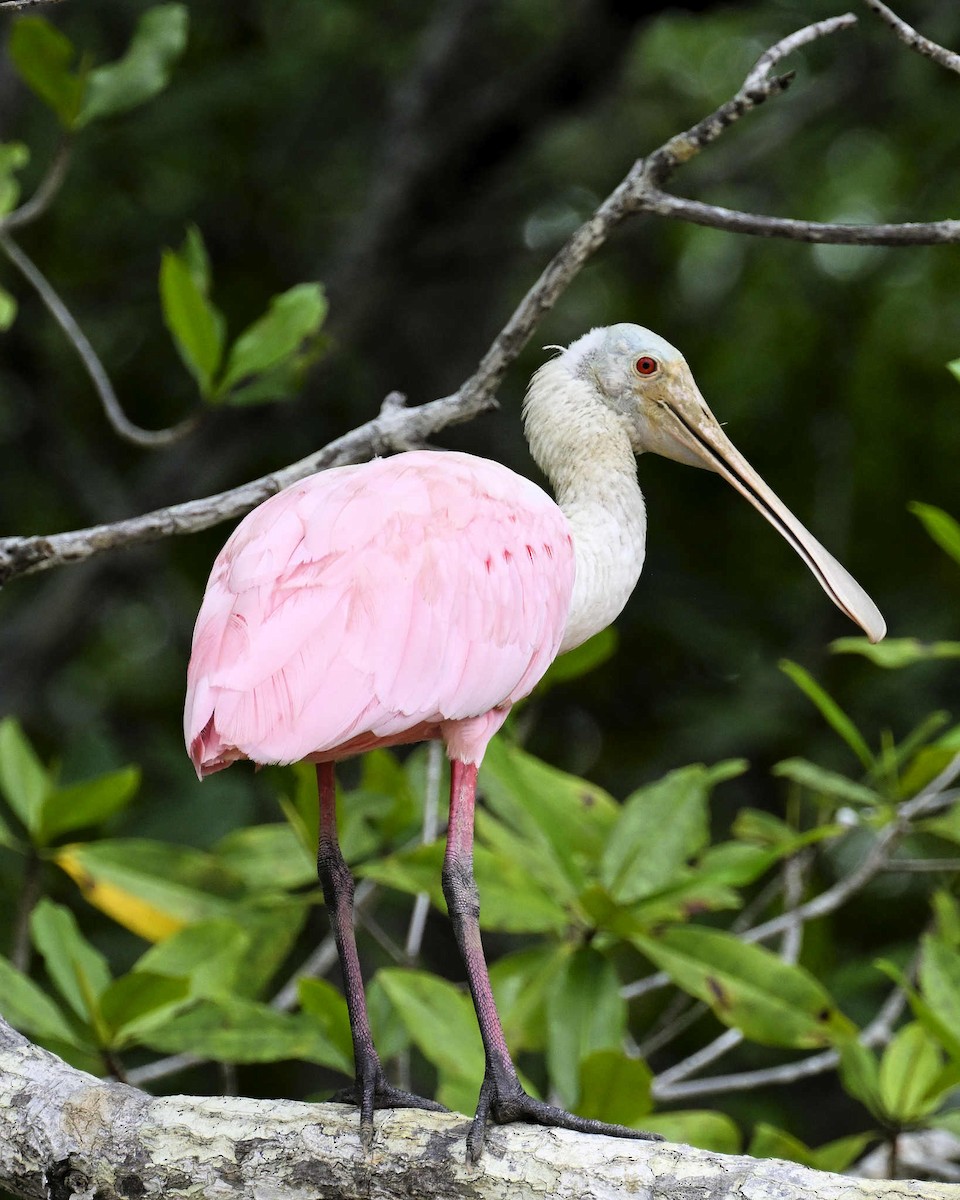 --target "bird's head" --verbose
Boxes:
[534,323,886,644]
